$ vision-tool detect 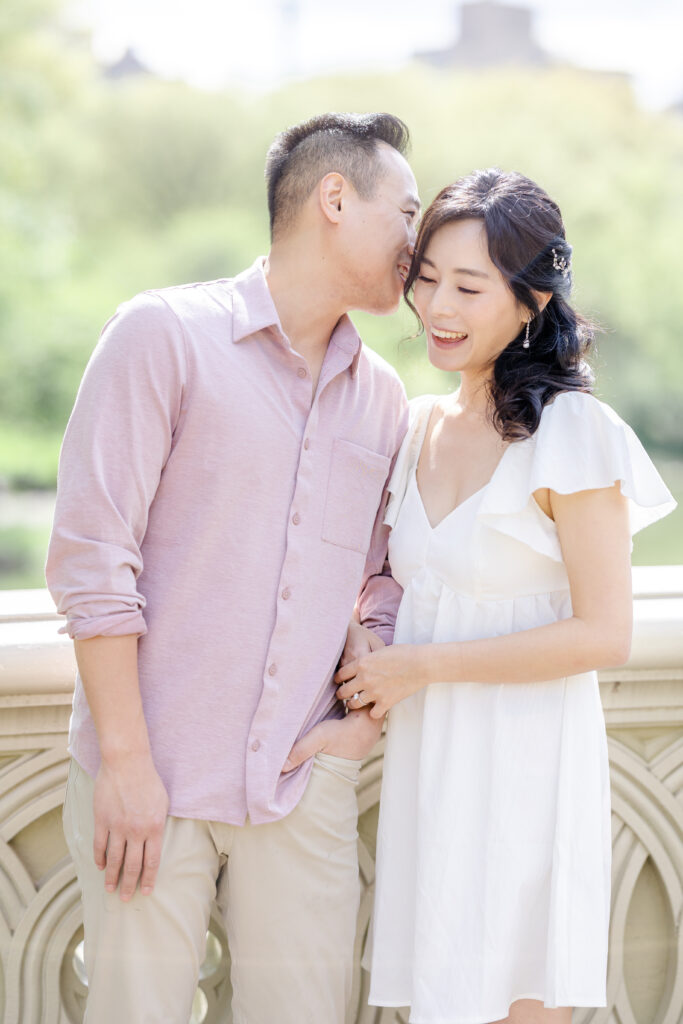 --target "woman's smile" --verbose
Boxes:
[429,326,468,349]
